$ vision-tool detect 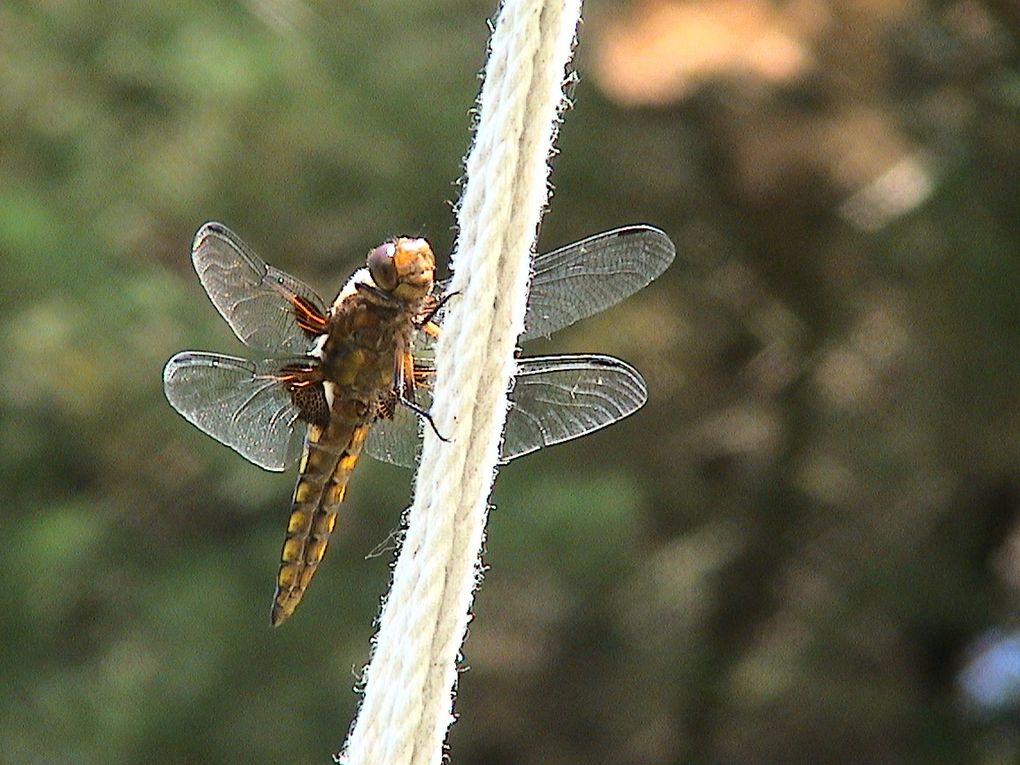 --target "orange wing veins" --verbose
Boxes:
[290,294,329,335]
